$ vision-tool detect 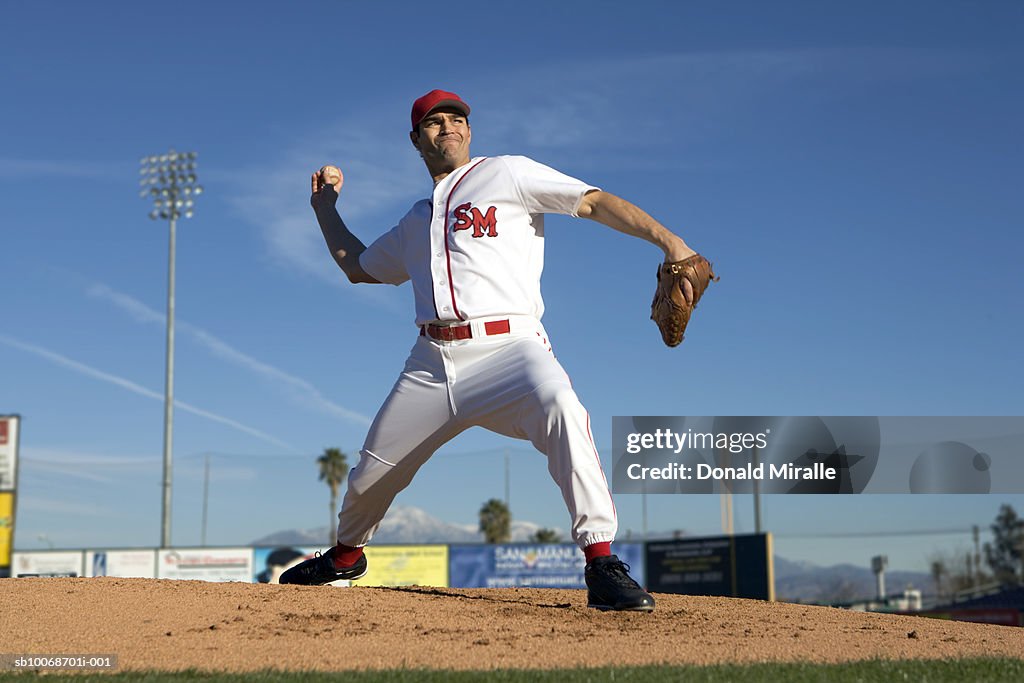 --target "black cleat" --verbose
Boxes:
[585,555,655,612]
[279,548,368,585]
